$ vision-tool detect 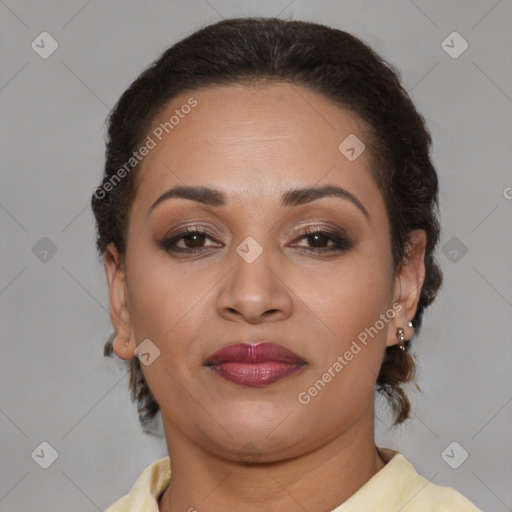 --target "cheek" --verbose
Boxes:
[127,262,204,342]
[125,253,210,401]
[296,242,394,412]
[302,242,394,342]
[297,264,392,425]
